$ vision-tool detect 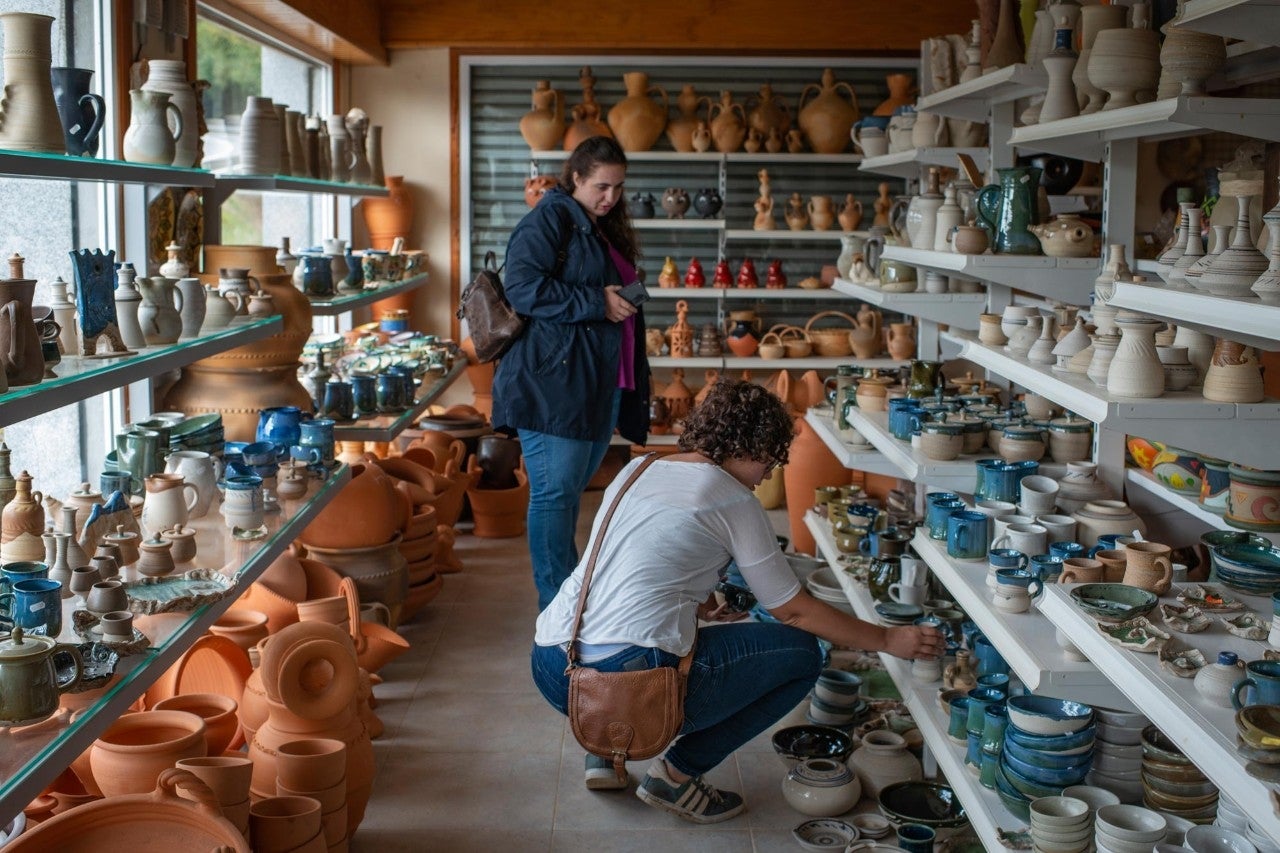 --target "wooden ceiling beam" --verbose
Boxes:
[218,0,388,64]
[379,0,976,52]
